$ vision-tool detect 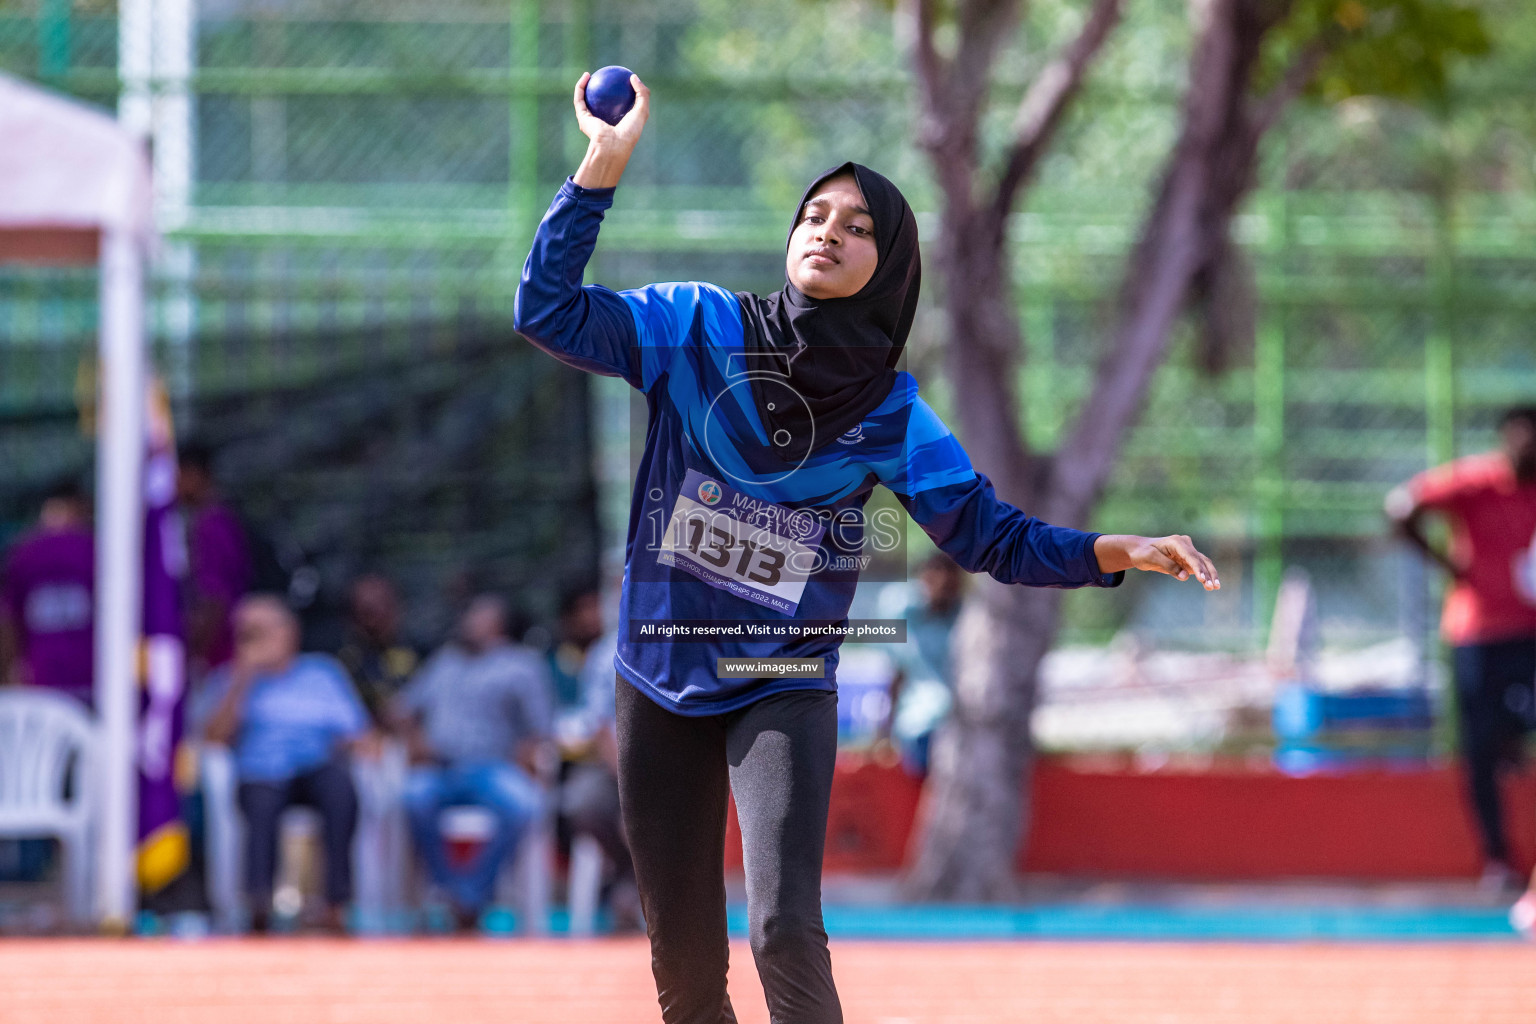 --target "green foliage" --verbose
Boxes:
[678,0,926,210]
[1441,0,1536,192]
[1269,0,1489,106]
[1261,0,1530,194]
[678,0,1192,210]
